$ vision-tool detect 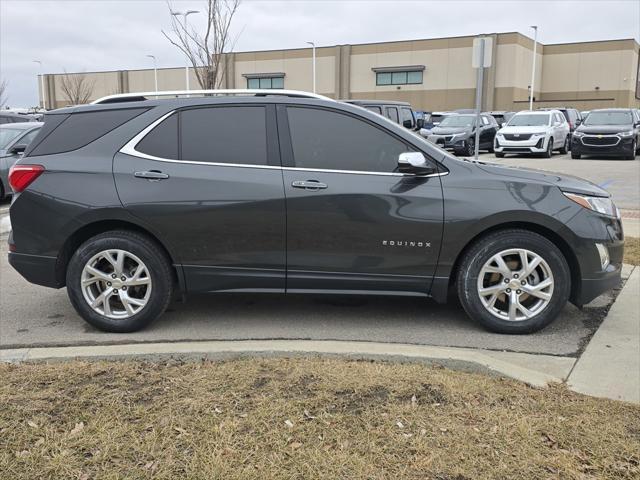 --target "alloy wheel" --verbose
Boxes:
[476,248,554,322]
[80,249,152,319]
